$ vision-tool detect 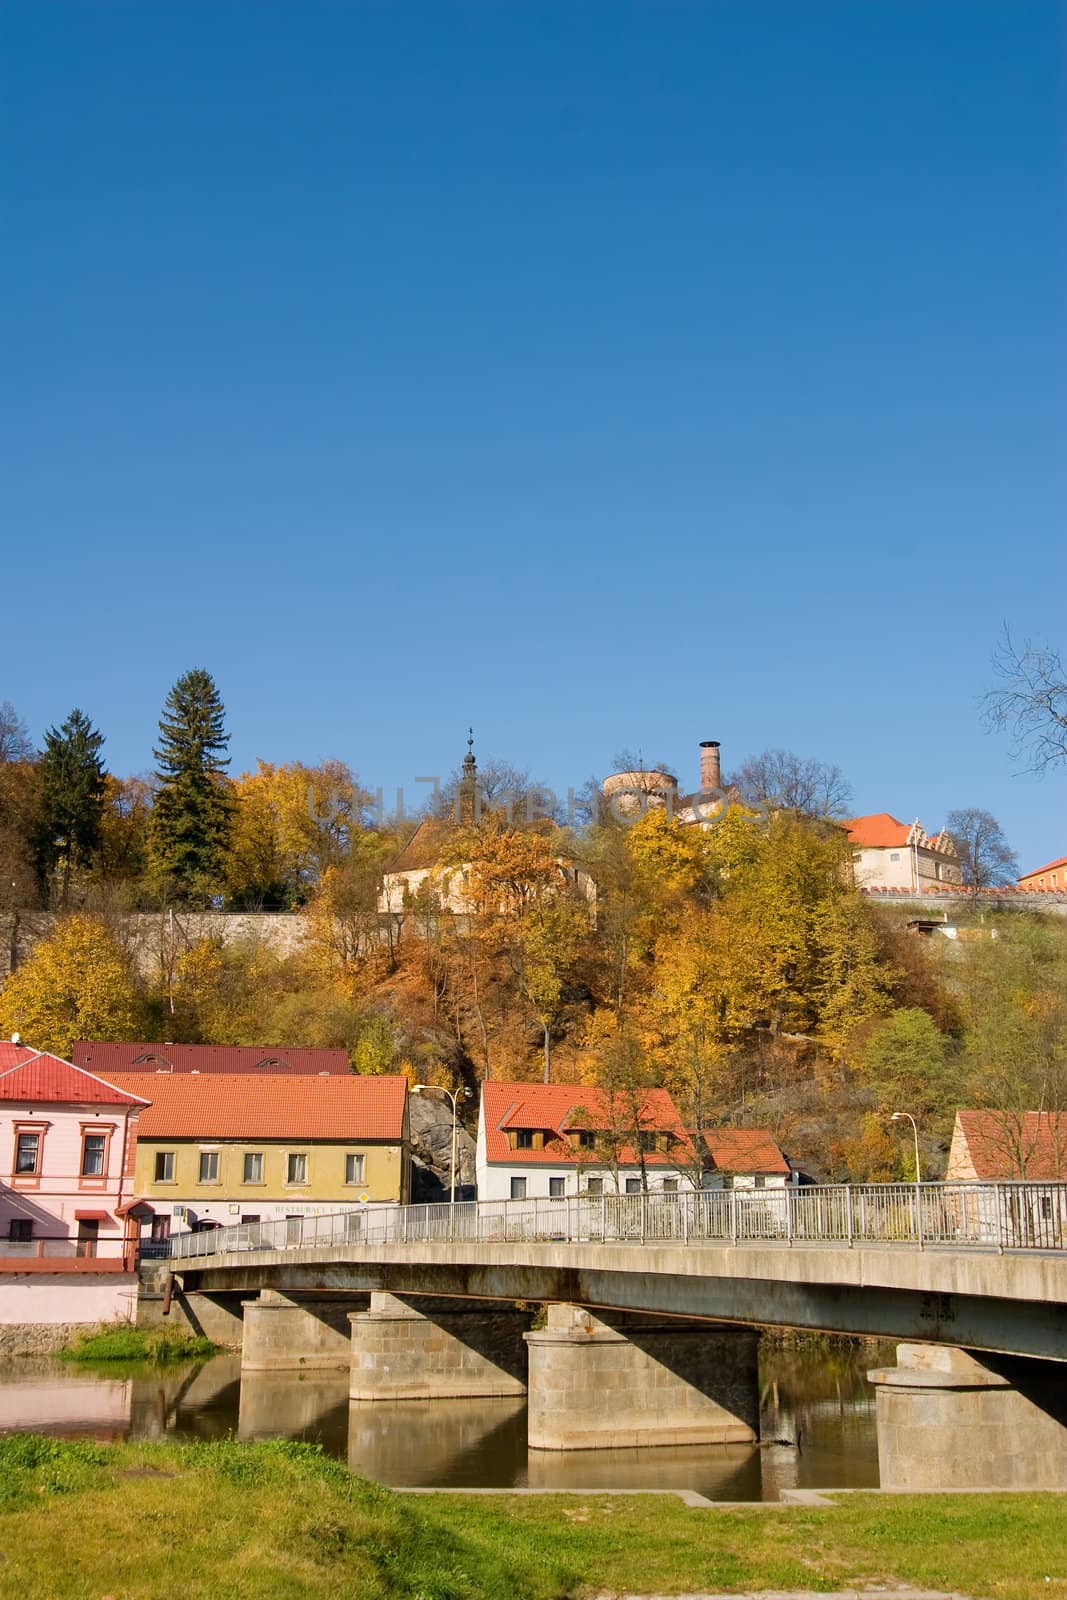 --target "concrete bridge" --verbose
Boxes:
[149,1183,1067,1492]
